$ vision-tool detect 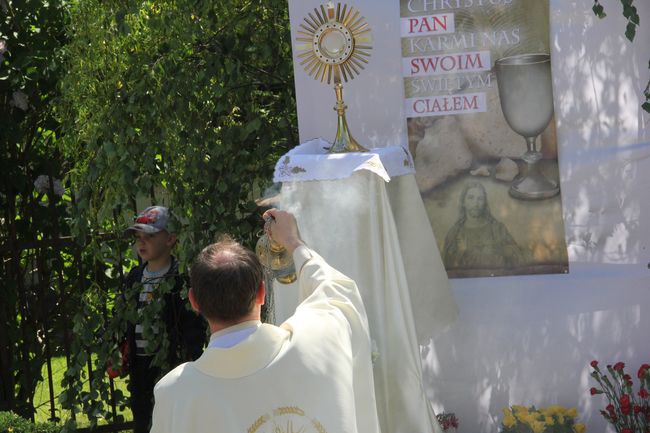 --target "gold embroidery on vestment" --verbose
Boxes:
[247,407,328,433]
